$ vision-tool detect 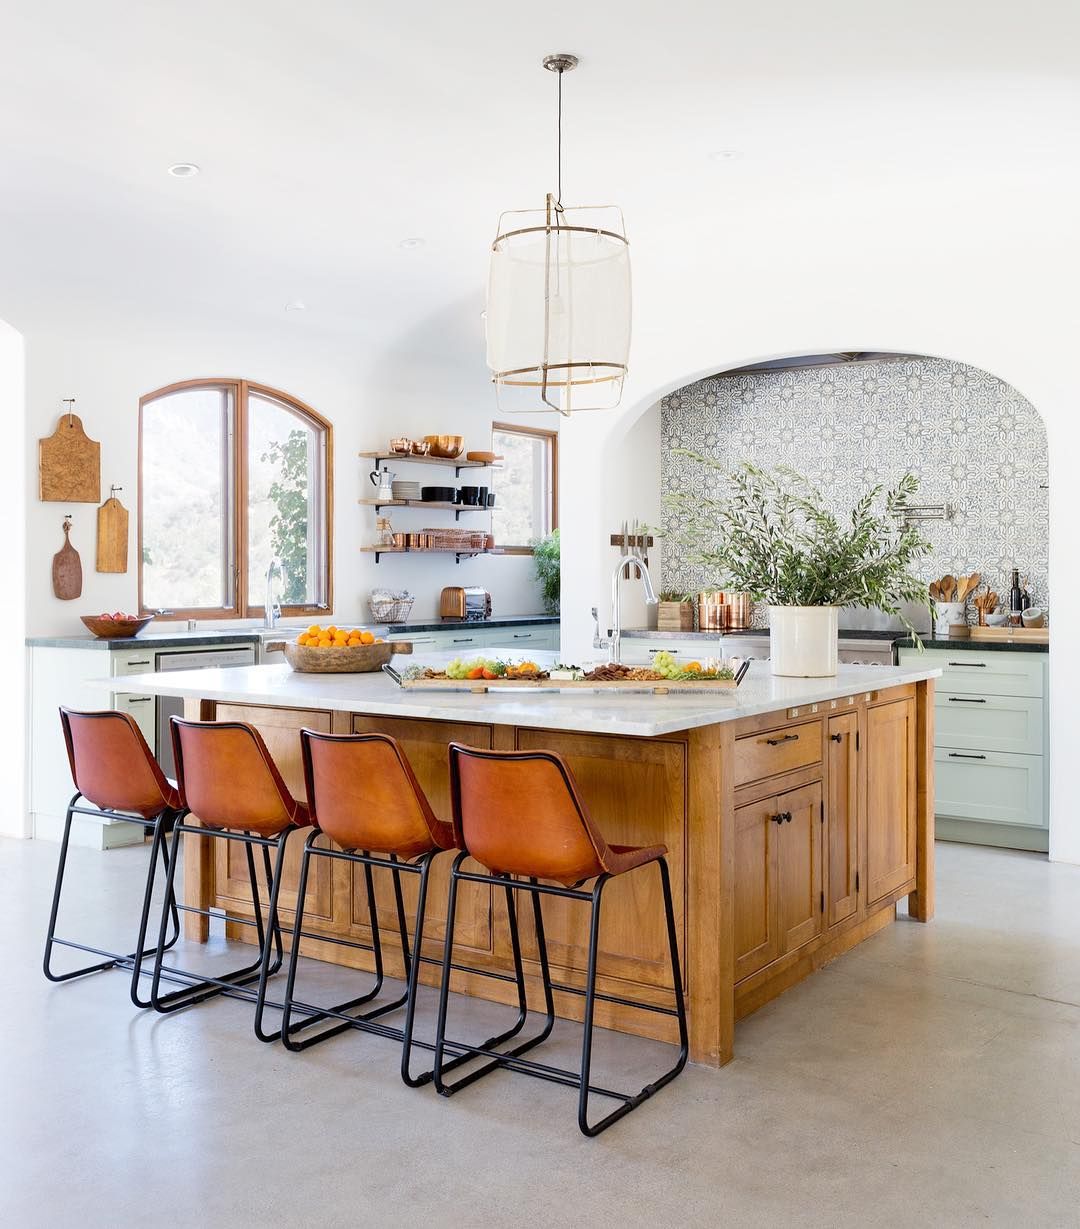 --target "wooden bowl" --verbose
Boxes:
[424,434,464,459]
[465,450,503,464]
[277,639,413,674]
[81,614,155,639]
